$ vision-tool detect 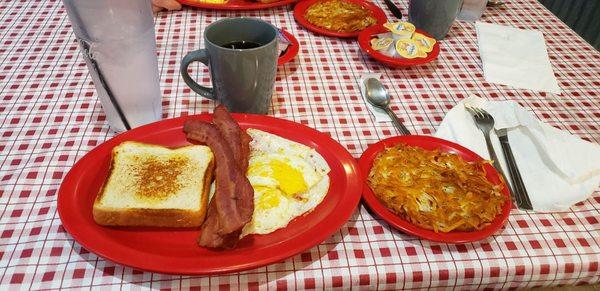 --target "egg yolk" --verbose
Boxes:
[268,159,308,195]
[248,158,308,196]
[256,187,281,209]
